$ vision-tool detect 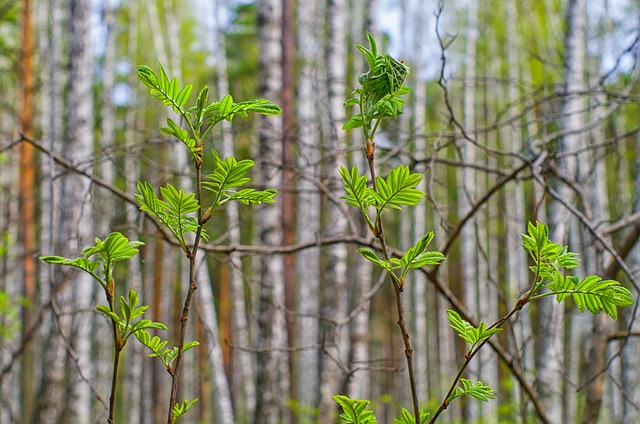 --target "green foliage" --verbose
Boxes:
[137,64,193,115]
[448,379,496,403]
[547,274,633,320]
[358,232,445,280]
[523,221,632,319]
[339,165,425,228]
[134,62,281,424]
[446,310,502,351]
[135,329,199,371]
[203,149,277,214]
[135,181,207,250]
[96,290,167,348]
[344,32,410,140]
[171,398,199,424]
[394,408,430,424]
[41,232,144,291]
[137,65,281,161]
[332,395,377,424]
